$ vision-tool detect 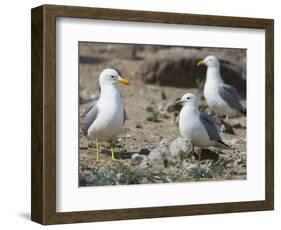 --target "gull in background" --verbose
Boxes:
[83,68,129,162]
[197,55,246,118]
